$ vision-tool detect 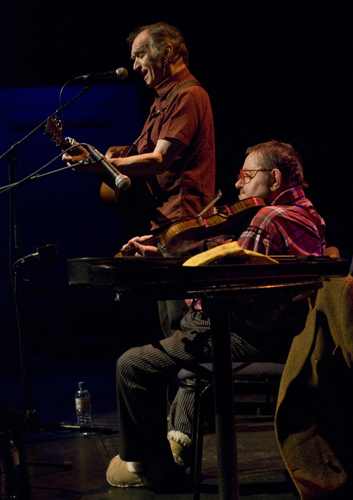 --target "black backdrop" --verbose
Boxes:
[0,1,352,364]
[1,1,352,254]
